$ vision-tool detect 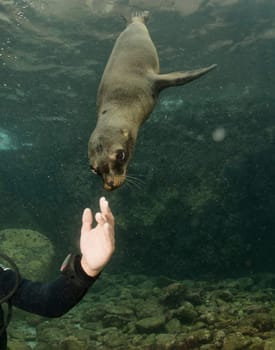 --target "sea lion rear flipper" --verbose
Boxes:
[121,11,149,25]
[154,64,217,92]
